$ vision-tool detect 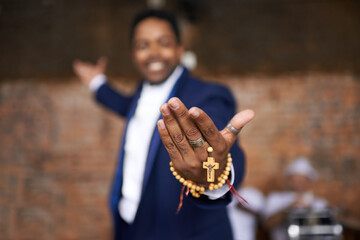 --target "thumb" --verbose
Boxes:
[97,56,108,73]
[221,109,255,146]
